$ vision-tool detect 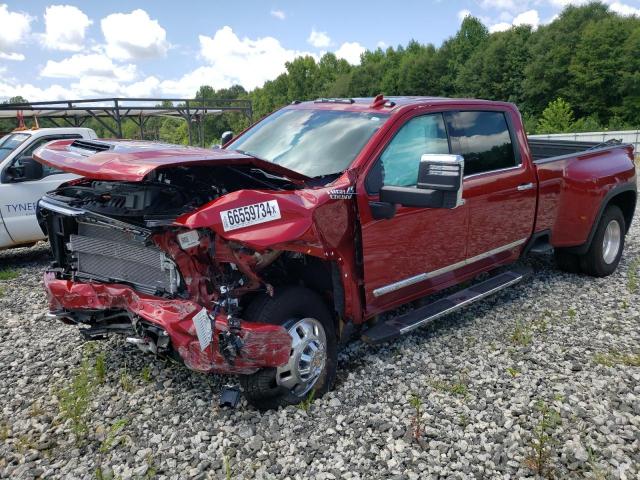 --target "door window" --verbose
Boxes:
[367,113,449,193]
[444,111,517,176]
[11,135,80,180]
